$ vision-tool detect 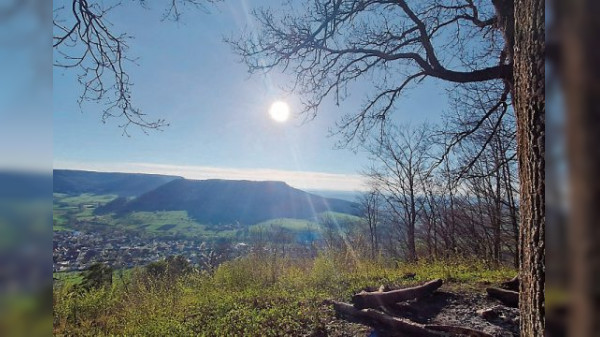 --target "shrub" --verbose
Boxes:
[79,262,112,291]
